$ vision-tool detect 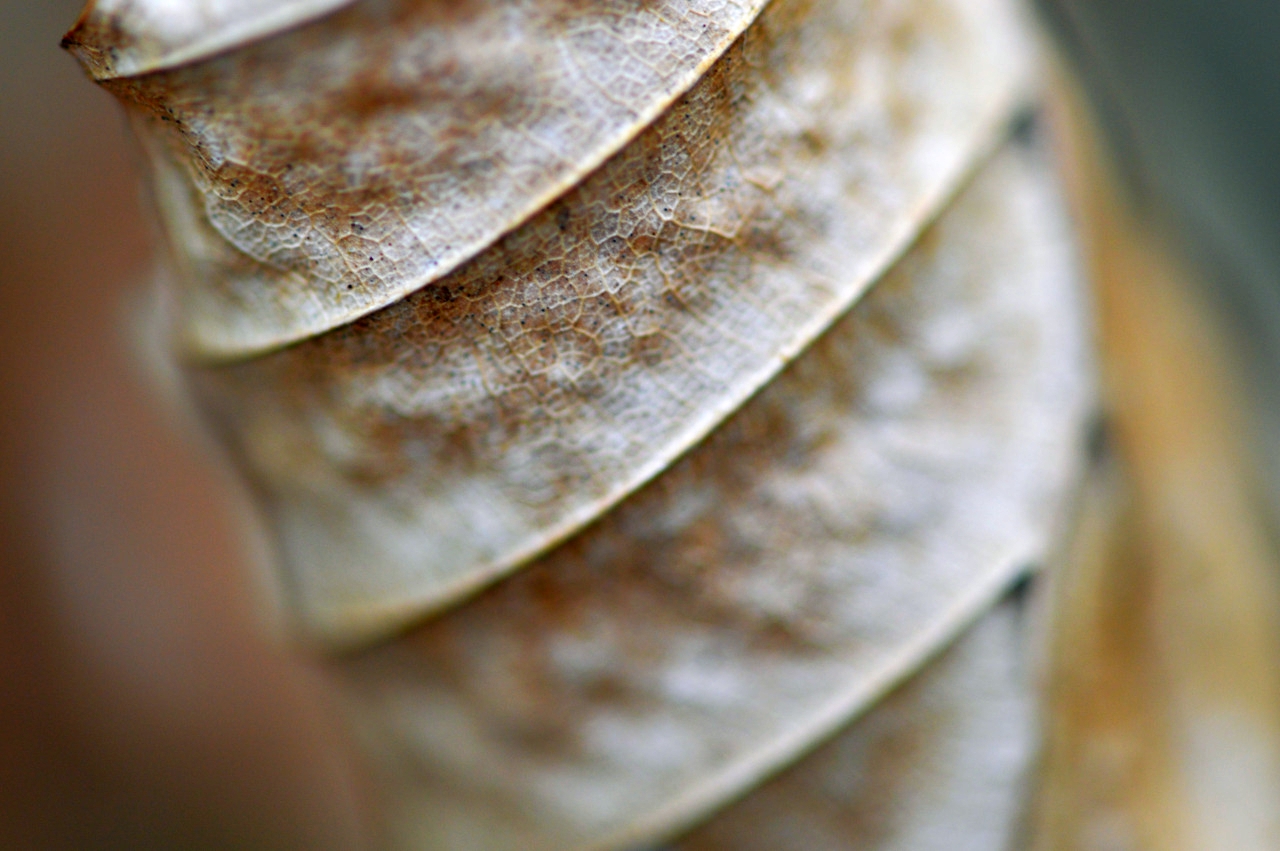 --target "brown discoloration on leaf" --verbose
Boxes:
[84,0,770,357]
[675,600,1032,851]
[189,0,1037,643]
[328,141,1090,850]
[69,0,1097,845]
